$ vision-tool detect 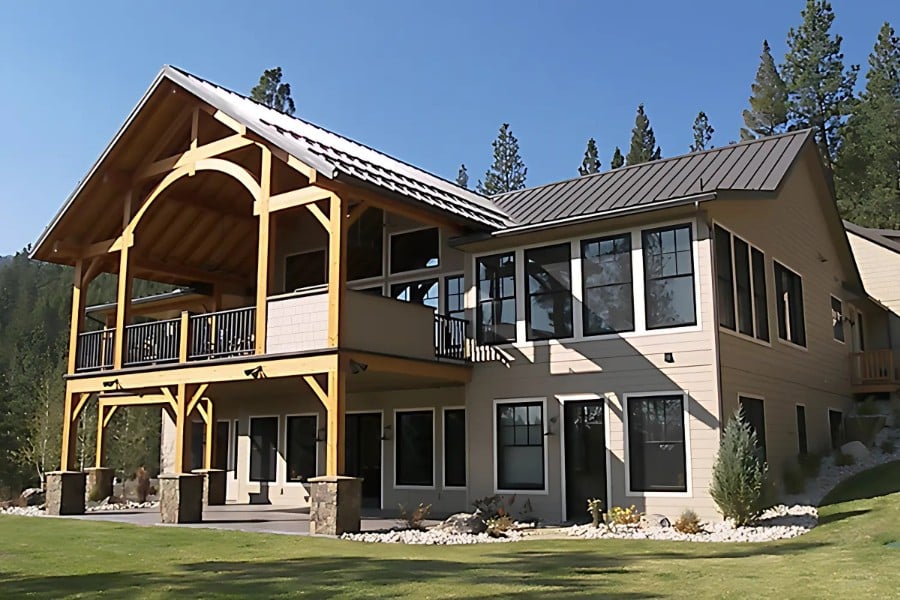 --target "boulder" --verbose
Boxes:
[840,440,870,462]
[640,513,671,529]
[433,512,487,535]
[21,488,45,506]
